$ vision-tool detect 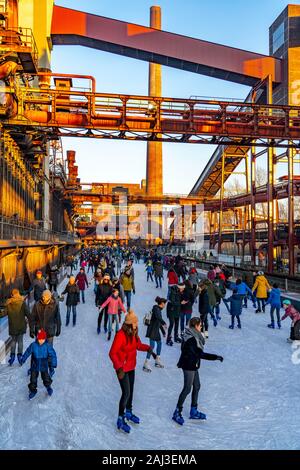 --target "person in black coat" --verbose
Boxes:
[172,317,223,425]
[30,290,61,345]
[96,276,113,333]
[223,289,243,329]
[61,276,80,327]
[166,285,183,346]
[143,297,167,372]
[180,281,195,336]
[198,283,211,338]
